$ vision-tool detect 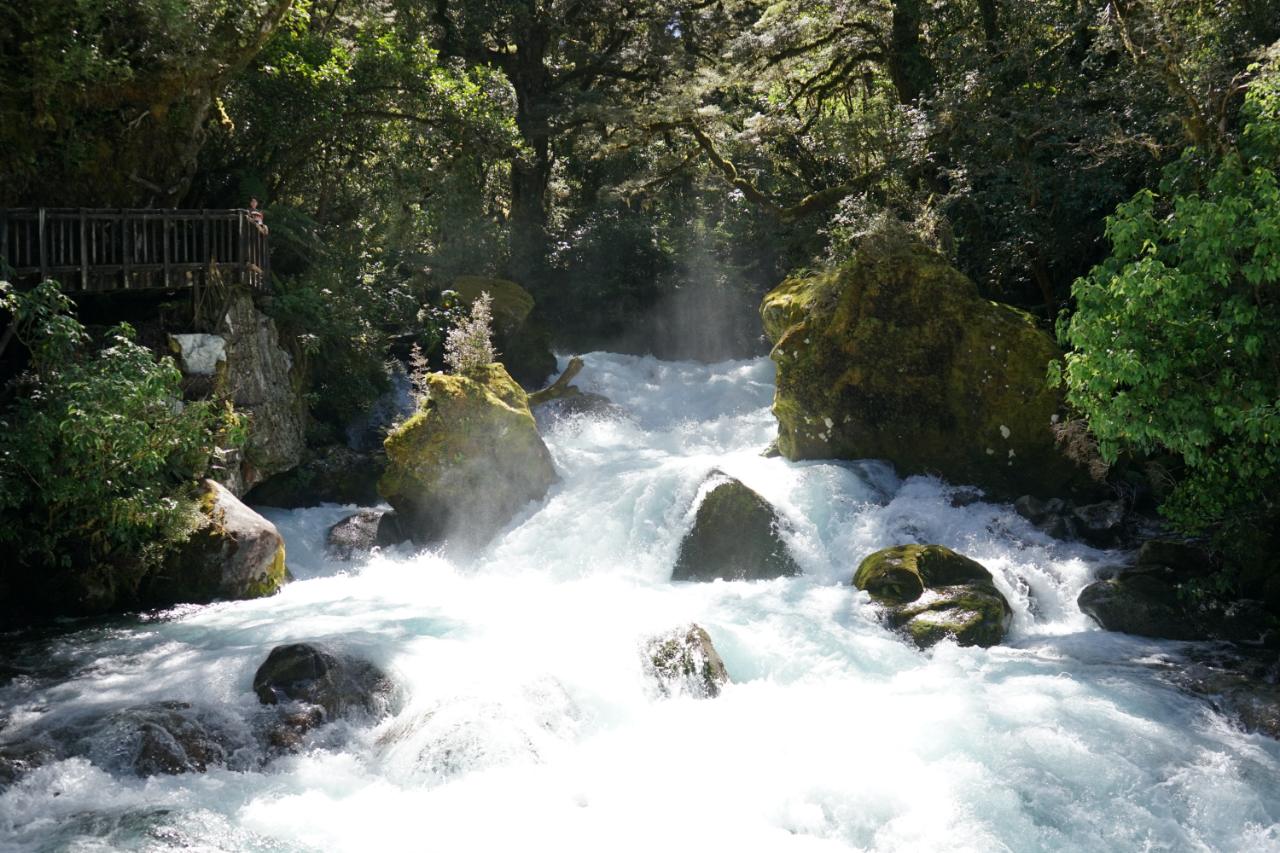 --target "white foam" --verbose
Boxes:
[2,352,1278,852]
